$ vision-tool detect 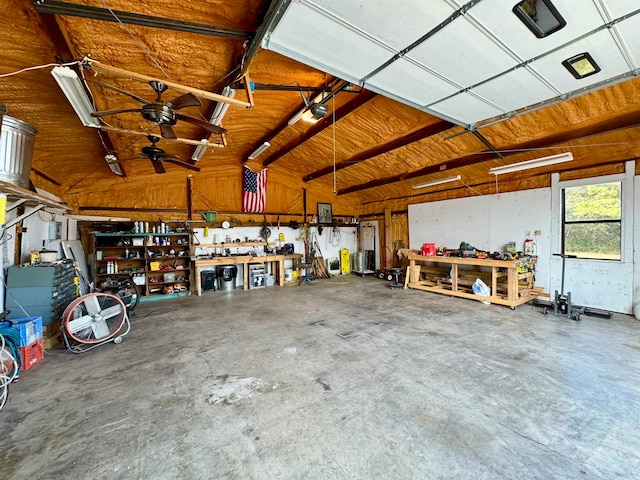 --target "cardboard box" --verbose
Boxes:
[163,272,176,282]
[1,317,43,347]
